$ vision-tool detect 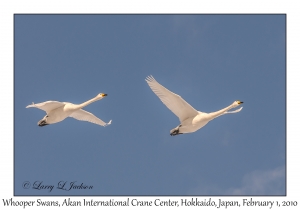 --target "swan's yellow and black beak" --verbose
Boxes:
[101,93,107,97]
[237,100,244,104]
